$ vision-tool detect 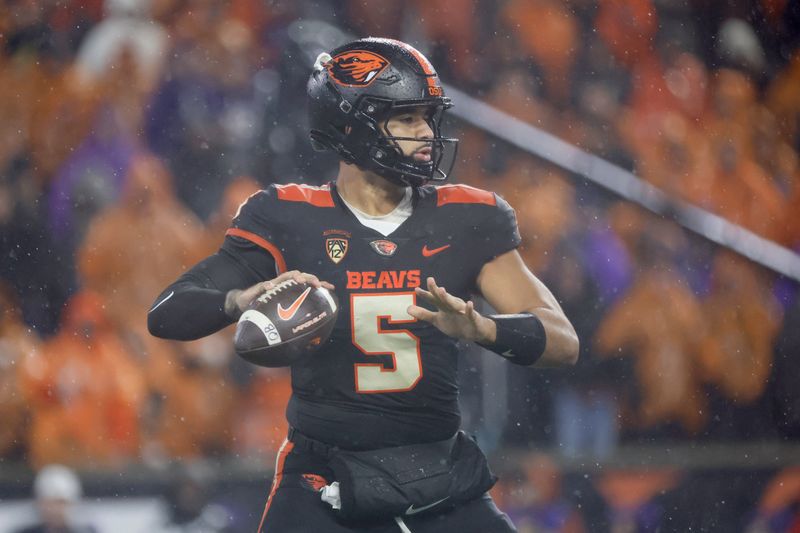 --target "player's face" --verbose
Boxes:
[384,107,435,163]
